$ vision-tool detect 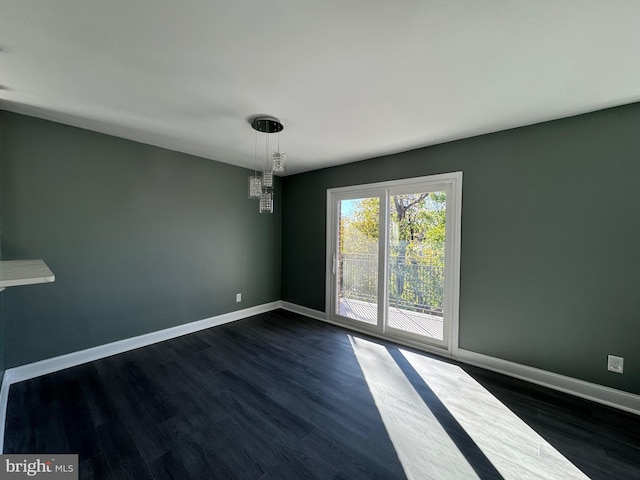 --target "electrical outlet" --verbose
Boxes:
[236,293,242,303]
[607,355,624,374]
